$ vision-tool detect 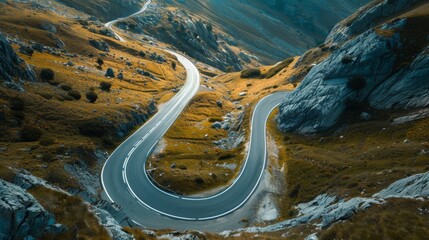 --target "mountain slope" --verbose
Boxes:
[163,0,370,64]
[277,0,429,133]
